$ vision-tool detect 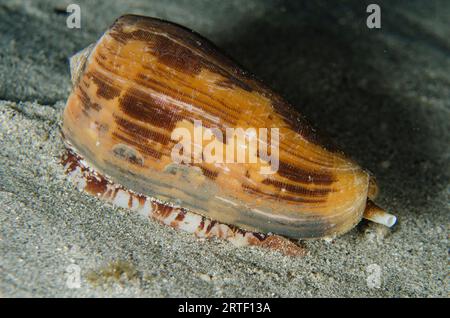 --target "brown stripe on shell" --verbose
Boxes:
[108,26,133,44]
[134,72,240,125]
[119,87,183,131]
[97,52,107,61]
[109,15,254,92]
[152,33,203,75]
[198,166,219,180]
[88,71,121,100]
[150,32,253,91]
[117,85,232,146]
[114,115,170,145]
[215,78,238,90]
[242,184,325,204]
[94,36,239,141]
[277,161,335,185]
[77,86,101,115]
[108,23,202,76]
[262,178,332,197]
